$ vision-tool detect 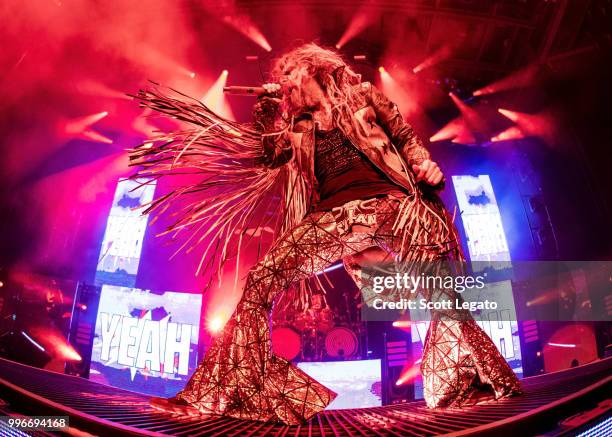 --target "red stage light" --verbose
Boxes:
[473,64,538,96]
[377,64,423,121]
[428,92,488,145]
[497,108,520,122]
[221,14,271,51]
[430,117,474,144]
[208,316,224,334]
[63,112,108,135]
[80,130,113,144]
[61,111,113,144]
[491,126,524,142]
[336,7,378,49]
[412,45,452,74]
[58,343,82,362]
[26,327,82,362]
[76,80,131,100]
[494,107,556,144]
[449,92,487,134]
[202,70,234,120]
